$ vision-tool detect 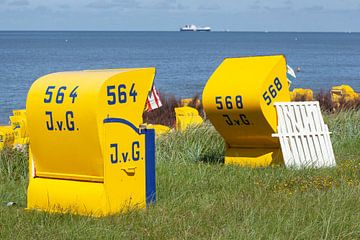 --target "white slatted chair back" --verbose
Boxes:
[272,101,336,168]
